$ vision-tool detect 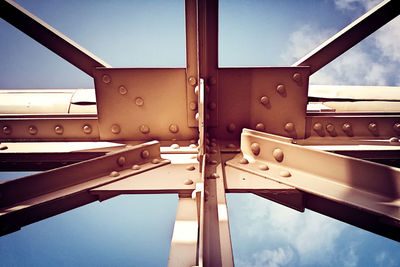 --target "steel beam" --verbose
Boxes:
[294,0,400,74]
[0,141,167,235]
[226,129,400,241]
[0,0,111,76]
